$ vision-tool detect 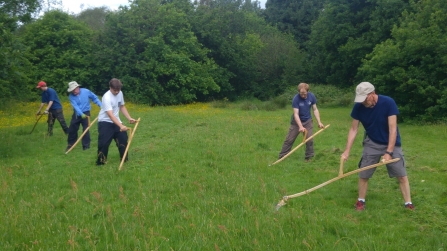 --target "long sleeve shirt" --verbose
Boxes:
[69,88,102,116]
